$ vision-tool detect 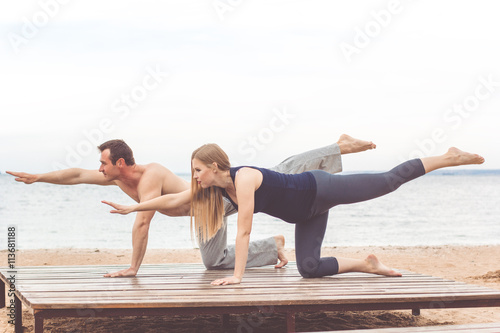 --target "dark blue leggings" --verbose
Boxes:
[295,159,426,278]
